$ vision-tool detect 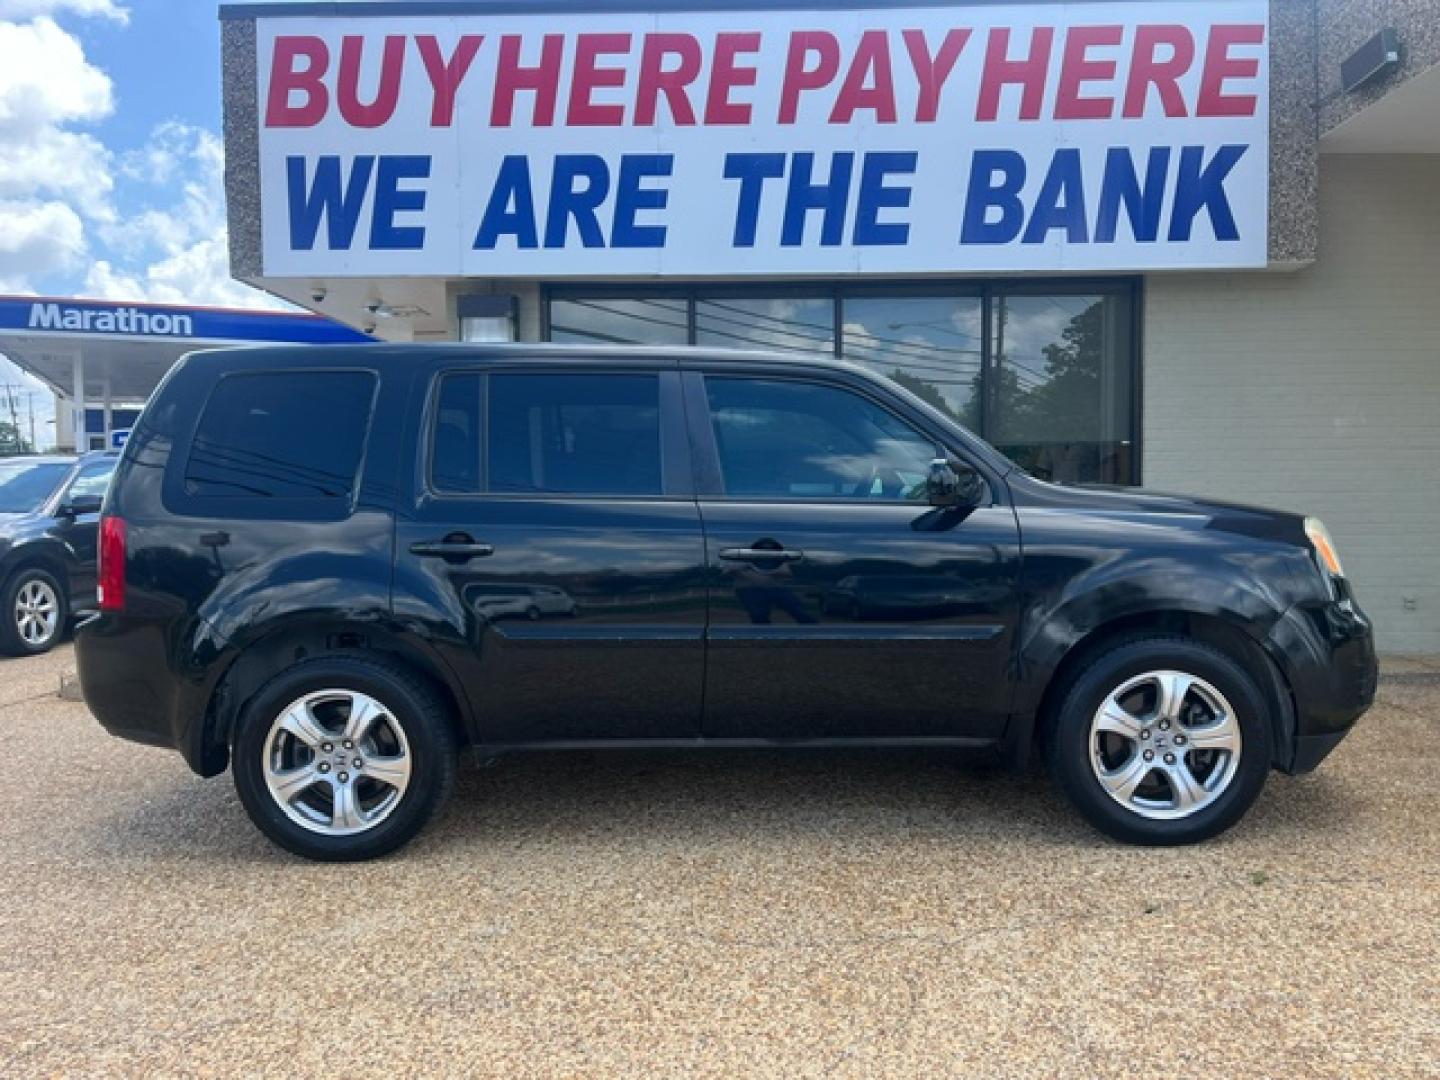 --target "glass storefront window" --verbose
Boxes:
[841,295,983,431]
[990,291,1134,486]
[549,296,688,346]
[695,296,833,354]
[545,283,1138,485]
